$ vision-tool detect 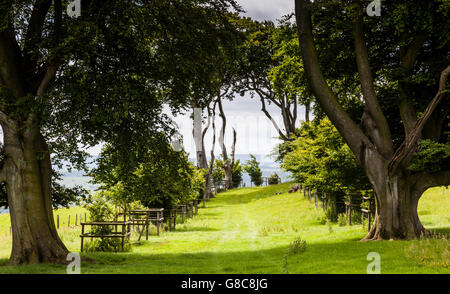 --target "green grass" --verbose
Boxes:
[0,183,448,274]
